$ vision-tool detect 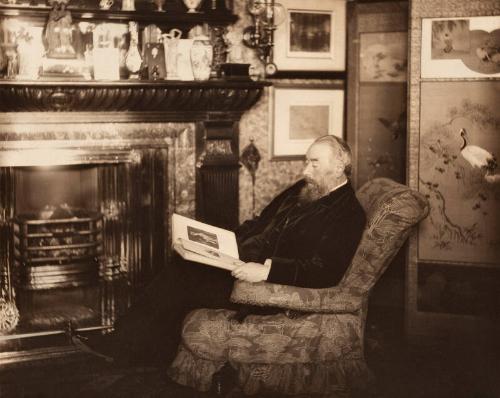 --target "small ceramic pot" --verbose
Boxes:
[121,0,135,11]
[154,0,165,11]
[183,0,202,13]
